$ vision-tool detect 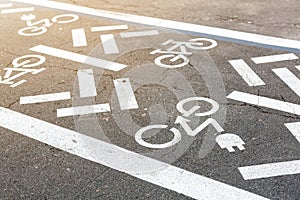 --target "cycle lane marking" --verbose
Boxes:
[1,6,33,13]
[0,106,268,200]
[71,28,87,47]
[251,53,299,64]
[11,0,300,52]
[57,104,110,117]
[20,92,71,104]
